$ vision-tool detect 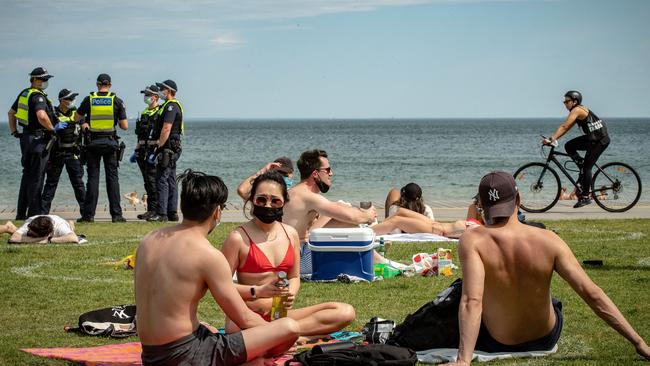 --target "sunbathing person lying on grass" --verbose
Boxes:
[373,206,480,238]
[222,171,355,340]
[8,215,80,243]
